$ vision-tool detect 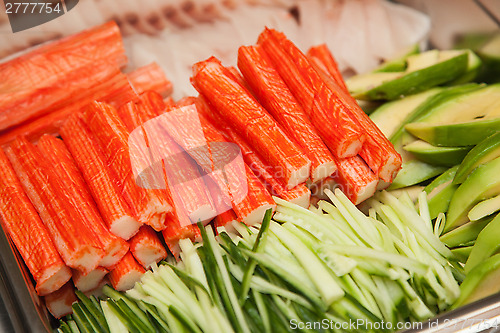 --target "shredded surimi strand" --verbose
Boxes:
[44,282,77,319]
[0,149,71,296]
[258,28,366,159]
[127,62,173,97]
[59,115,141,240]
[238,44,336,182]
[191,56,311,189]
[37,135,129,269]
[83,101,172,231]
[7,137,105,274]
[129,226,168,269]
[108,252,145,292]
